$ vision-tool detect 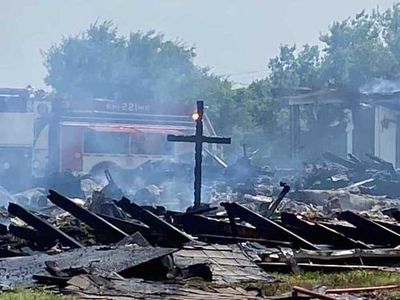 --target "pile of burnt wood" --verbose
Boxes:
[2,181,400,298]
[296,152,400,198]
